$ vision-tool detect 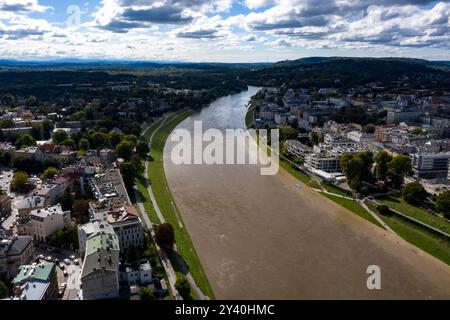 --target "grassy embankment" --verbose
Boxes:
[377,196,450,233]
[142,109,215,299]
[366,201,450,265]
